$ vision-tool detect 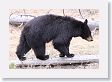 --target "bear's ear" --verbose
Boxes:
[84,19,88,24]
